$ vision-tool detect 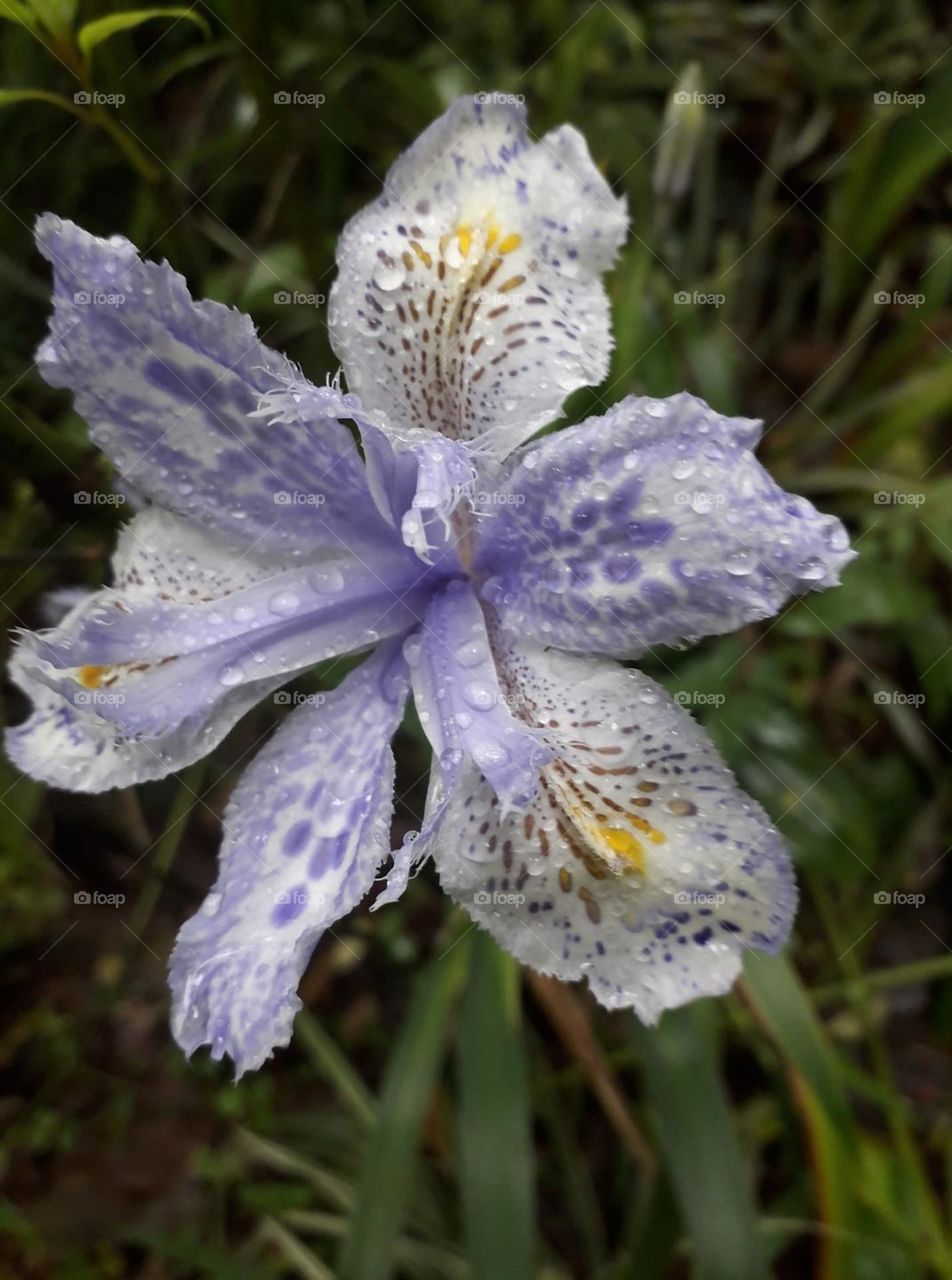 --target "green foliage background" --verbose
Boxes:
[0,2,950,1277]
